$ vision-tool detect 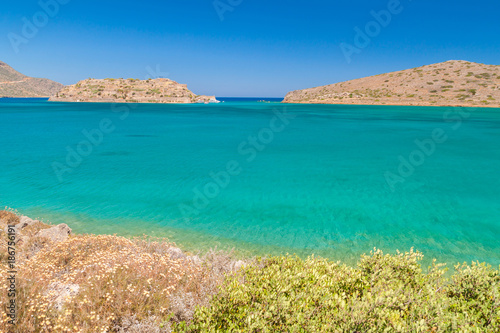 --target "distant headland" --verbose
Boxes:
[283,60,500,107]
[0,61,63,98]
